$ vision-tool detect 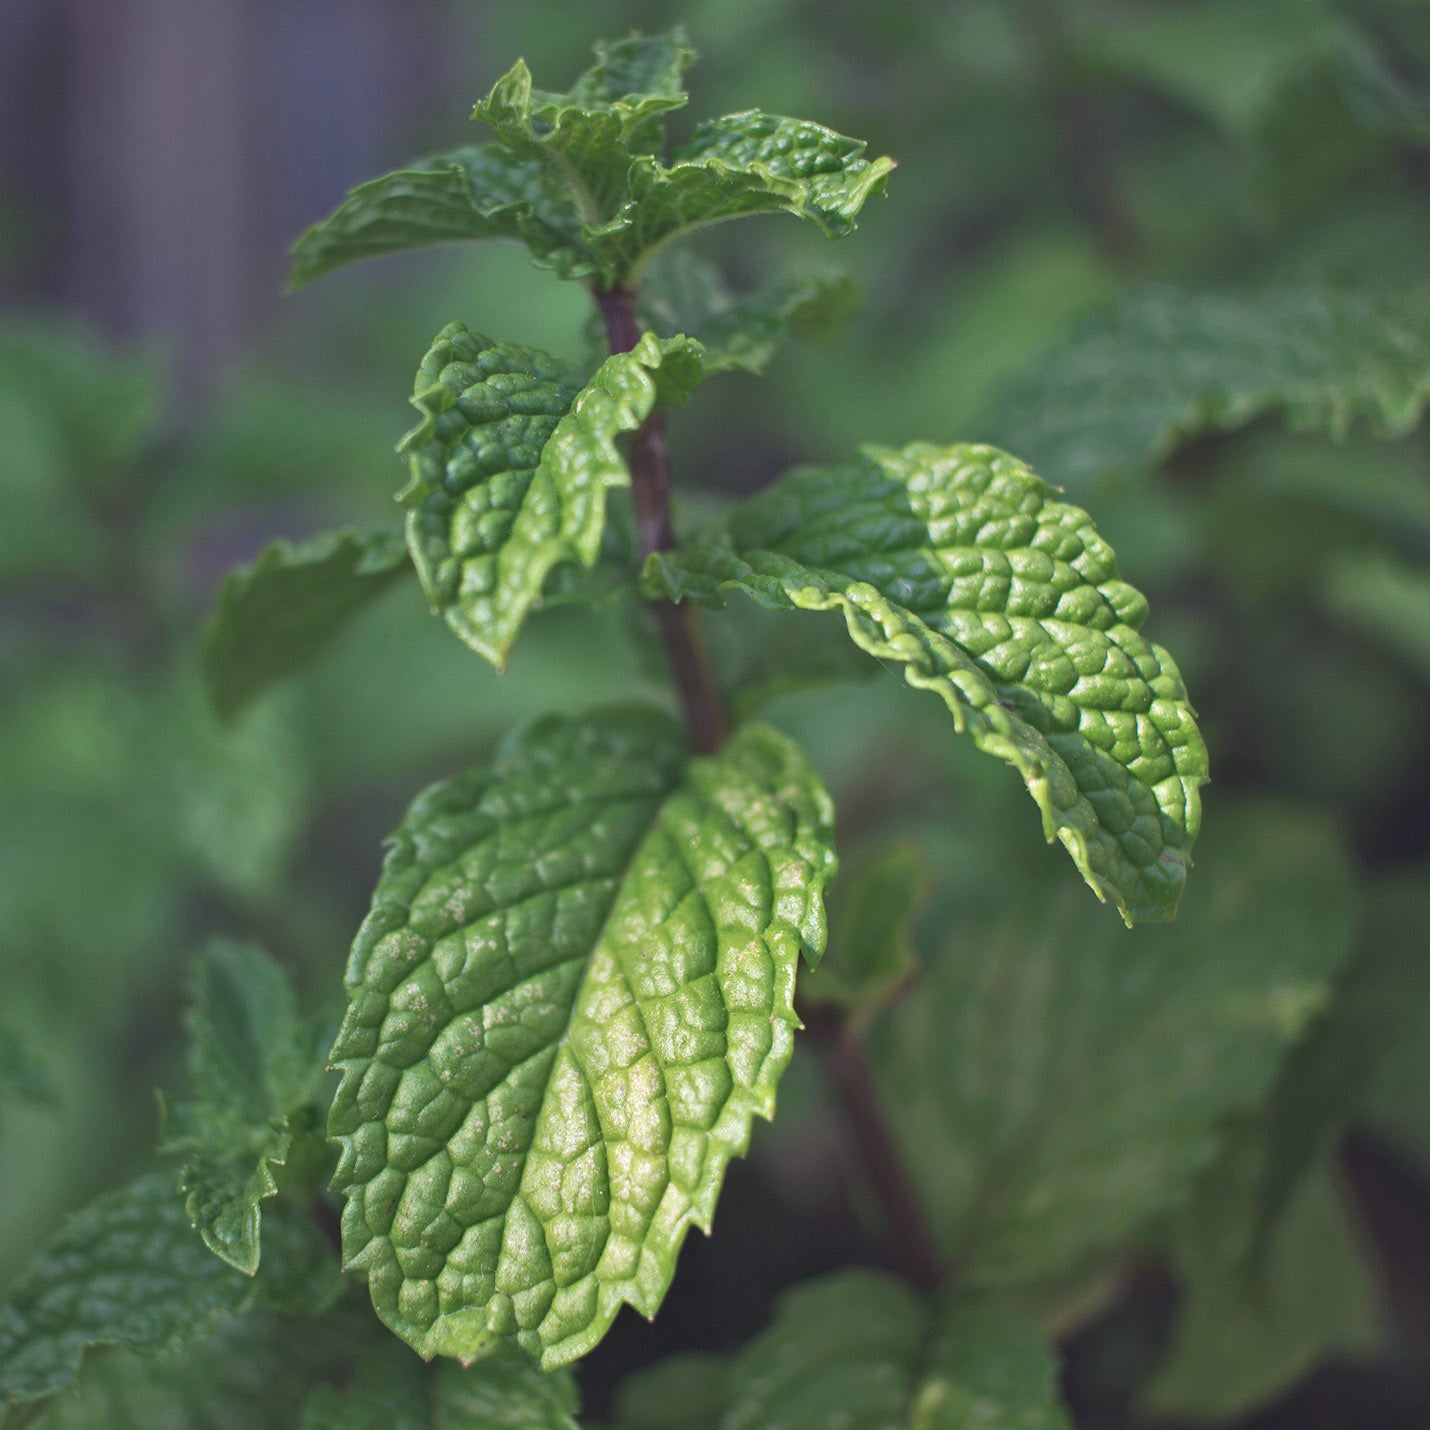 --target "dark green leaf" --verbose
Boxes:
[611,1352,728,1430]
[640,253,858,375]
[399,324,702,667]
[0,1175,257,1416]
[201,528,410,722]
[329,708,836,1369]
[163,943,330,1275]
[1324,550,1430,679]
[614,1271,1070,1429]
[872,804,1358,1288]
[1143,1130,1381,1420]
[991,285,1430,491]
[647,443,1207,923]
[288,147,591,289]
